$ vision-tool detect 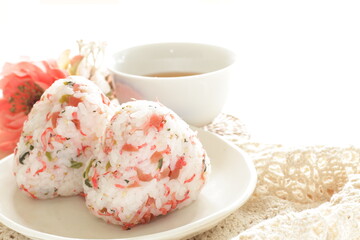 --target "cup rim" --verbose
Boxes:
[108,42,236,81]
